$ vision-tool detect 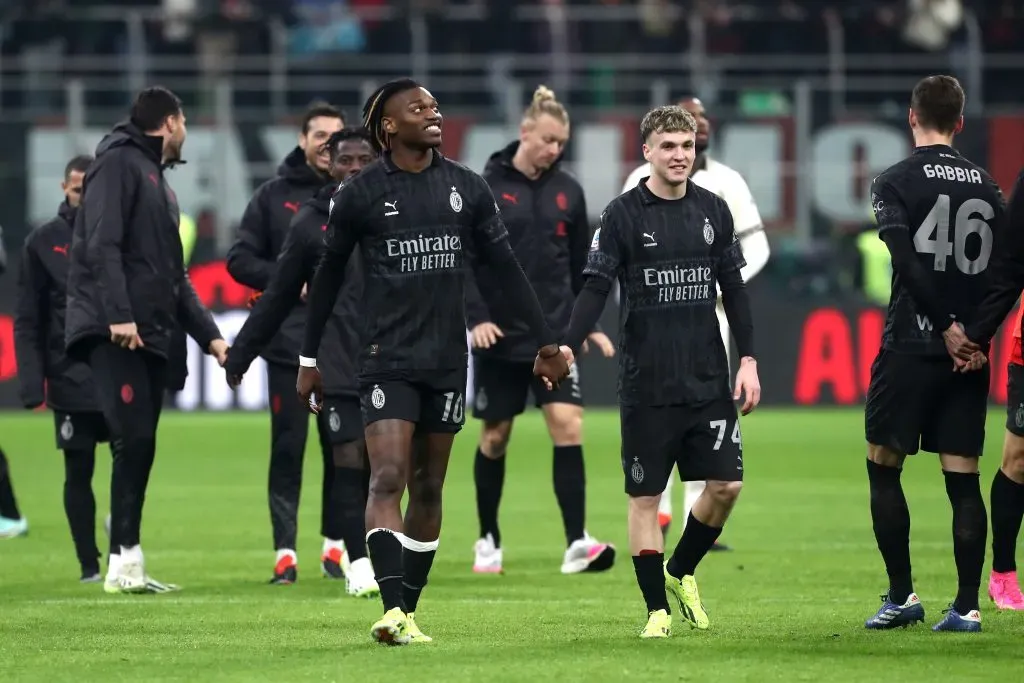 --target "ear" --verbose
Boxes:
[907,107,915,129]
[298,130,308,150]
[519,121,530,141]
[954,115,964,135]
[60,180,68,192]
[642,143,652,163]
[383,116,398,135]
